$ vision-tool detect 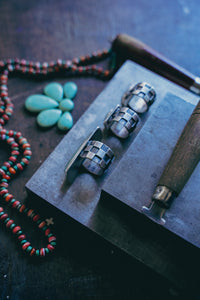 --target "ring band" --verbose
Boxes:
[80,140,114,176]
[121,82,156,113]
[104,105,139,139]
